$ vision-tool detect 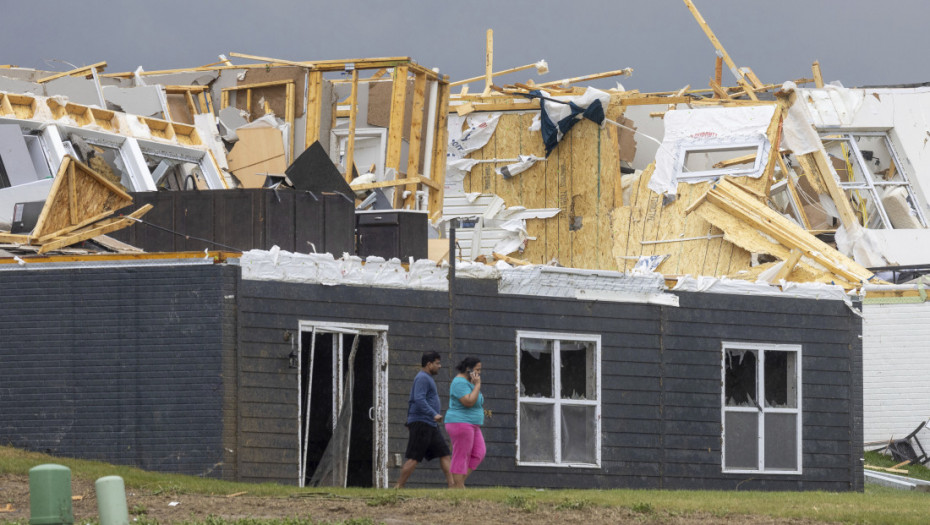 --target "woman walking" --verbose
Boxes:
[444,356,485,488]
